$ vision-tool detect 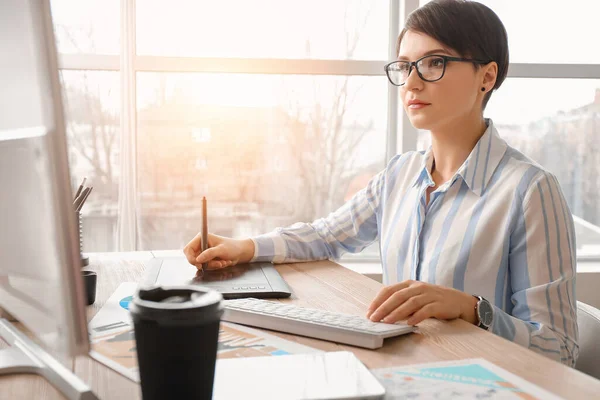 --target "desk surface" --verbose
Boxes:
[1,251,599,399]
